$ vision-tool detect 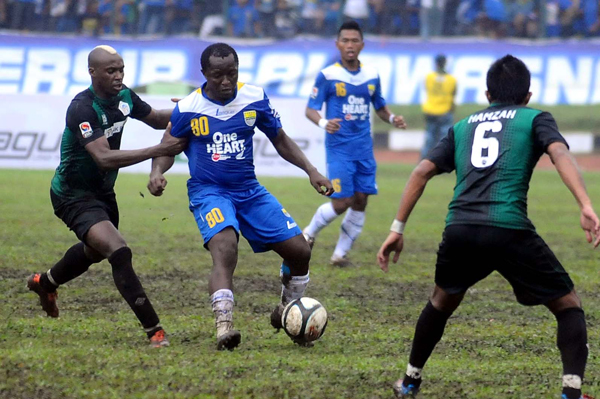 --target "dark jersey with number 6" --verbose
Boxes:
[427,104,568,231]
[50,86,152,199]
